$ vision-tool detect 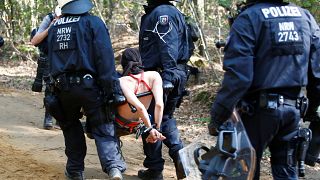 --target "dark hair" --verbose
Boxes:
[121,48,144,76]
